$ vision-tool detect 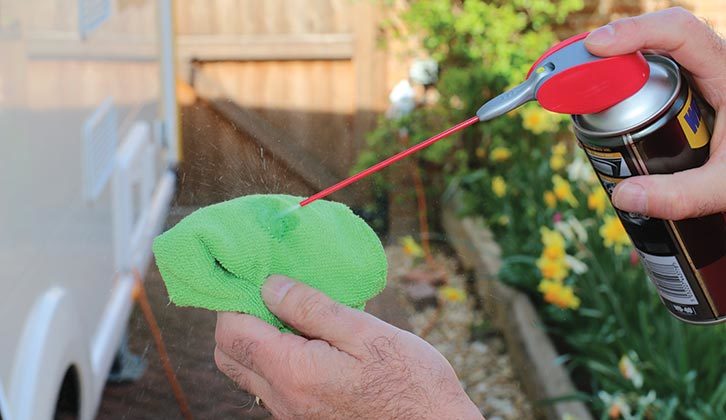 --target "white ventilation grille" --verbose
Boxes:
[78,0,111,38]
[112,121,155,272]
[82,98,118,201]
